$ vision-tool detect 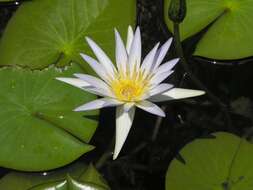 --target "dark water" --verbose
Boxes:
[0,0,253,190]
